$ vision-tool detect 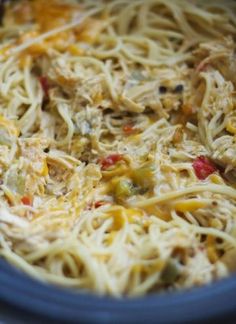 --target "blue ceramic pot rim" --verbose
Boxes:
[0,258,236,323]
